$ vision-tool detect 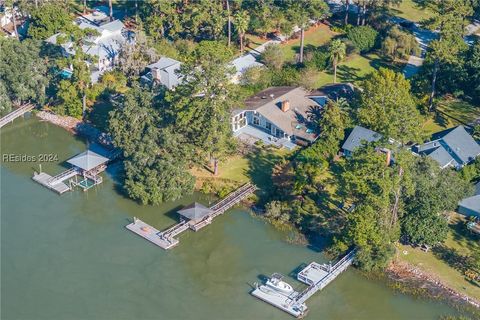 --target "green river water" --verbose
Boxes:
[1,117,462,320]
